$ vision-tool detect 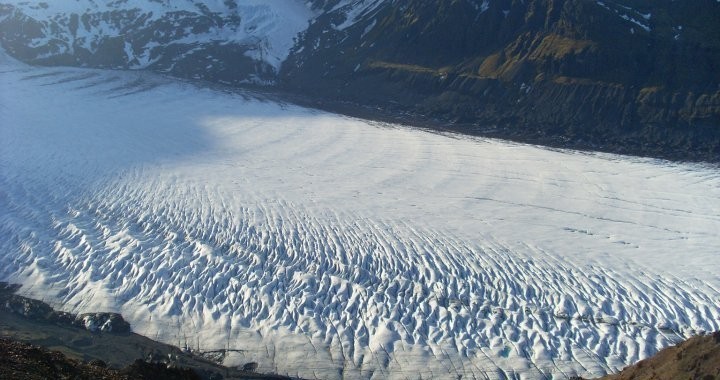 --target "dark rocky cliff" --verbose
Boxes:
[283,0,720,161]
[597,331,720,380]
